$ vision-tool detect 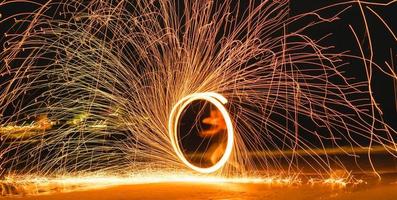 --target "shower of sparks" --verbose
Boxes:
[0,0,396,196]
